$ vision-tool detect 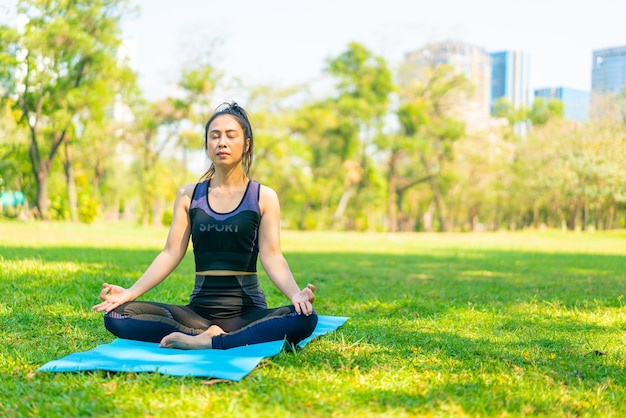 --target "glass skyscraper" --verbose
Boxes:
[591,45,626,95]
[534,87,590,122]
[490,51,530,113]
